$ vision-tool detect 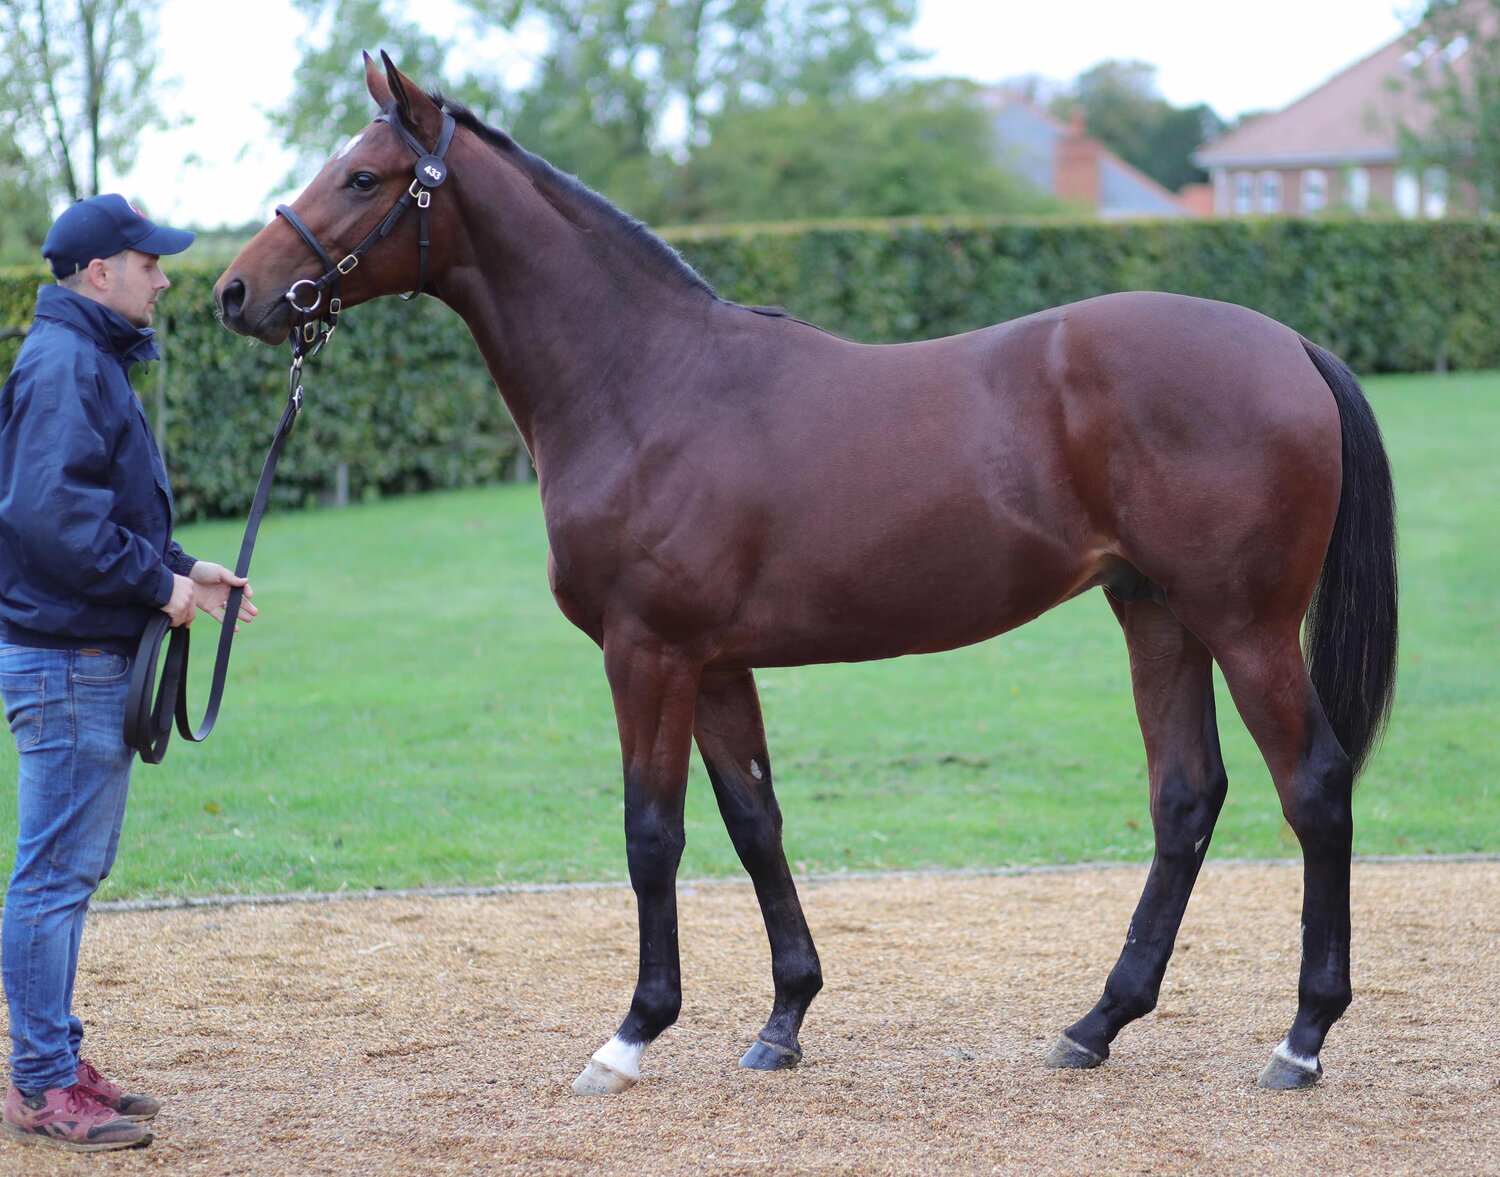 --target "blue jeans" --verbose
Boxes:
[0,642,134,1094]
